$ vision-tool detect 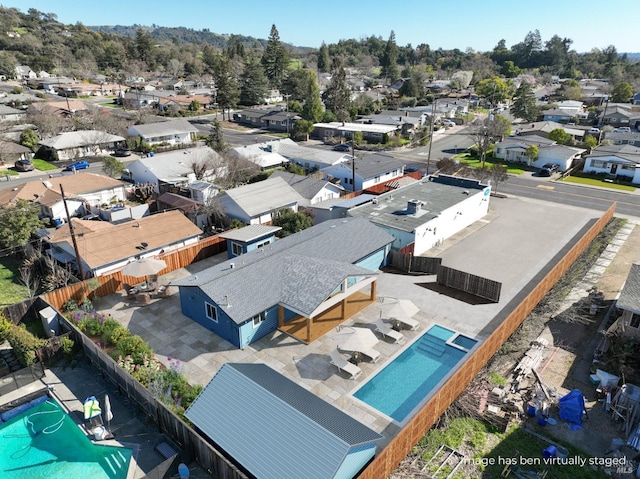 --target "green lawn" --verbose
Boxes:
[33,159,59,171]
[457,154,526,175]
[0,256,28,307]
[0,169,19,176]
[560,175,636,192]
